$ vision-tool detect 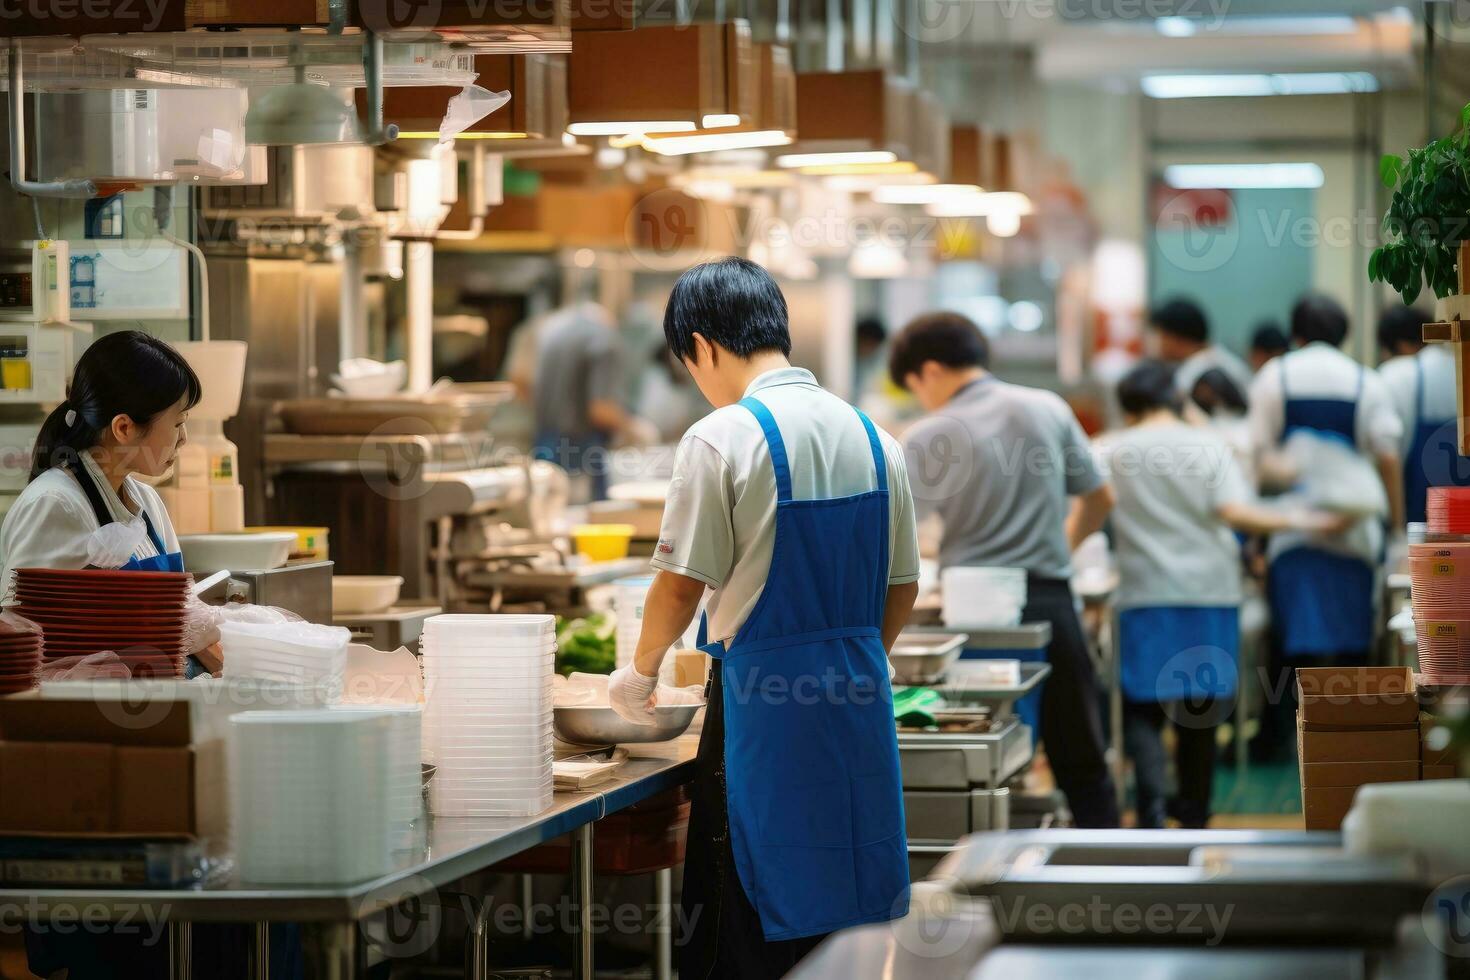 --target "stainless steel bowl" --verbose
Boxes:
[553,704,702,746]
